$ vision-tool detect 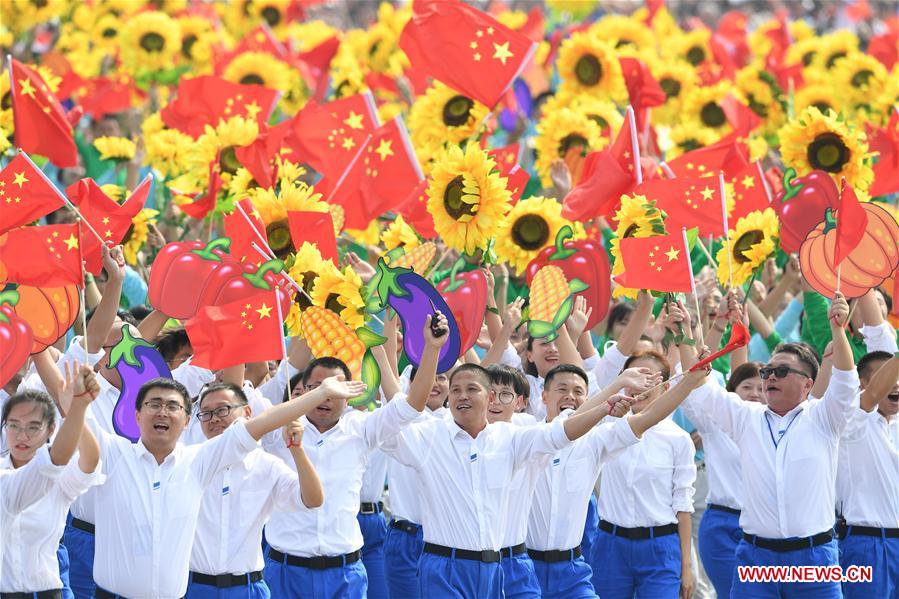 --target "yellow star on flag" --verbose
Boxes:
[256,303,273,319]
[700,186,714,201]
[102,217,110,225]
[473,52,481,61]
[63,234,79,250]
[344,111,364,130]
[492,41,513,65]
[12,171,28,188]
[741,175,755,188]
[665,246,680,262]
[375,139,394,161]
[342,137,356,150]
[244,101,262,119]
[18,78,36,98]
